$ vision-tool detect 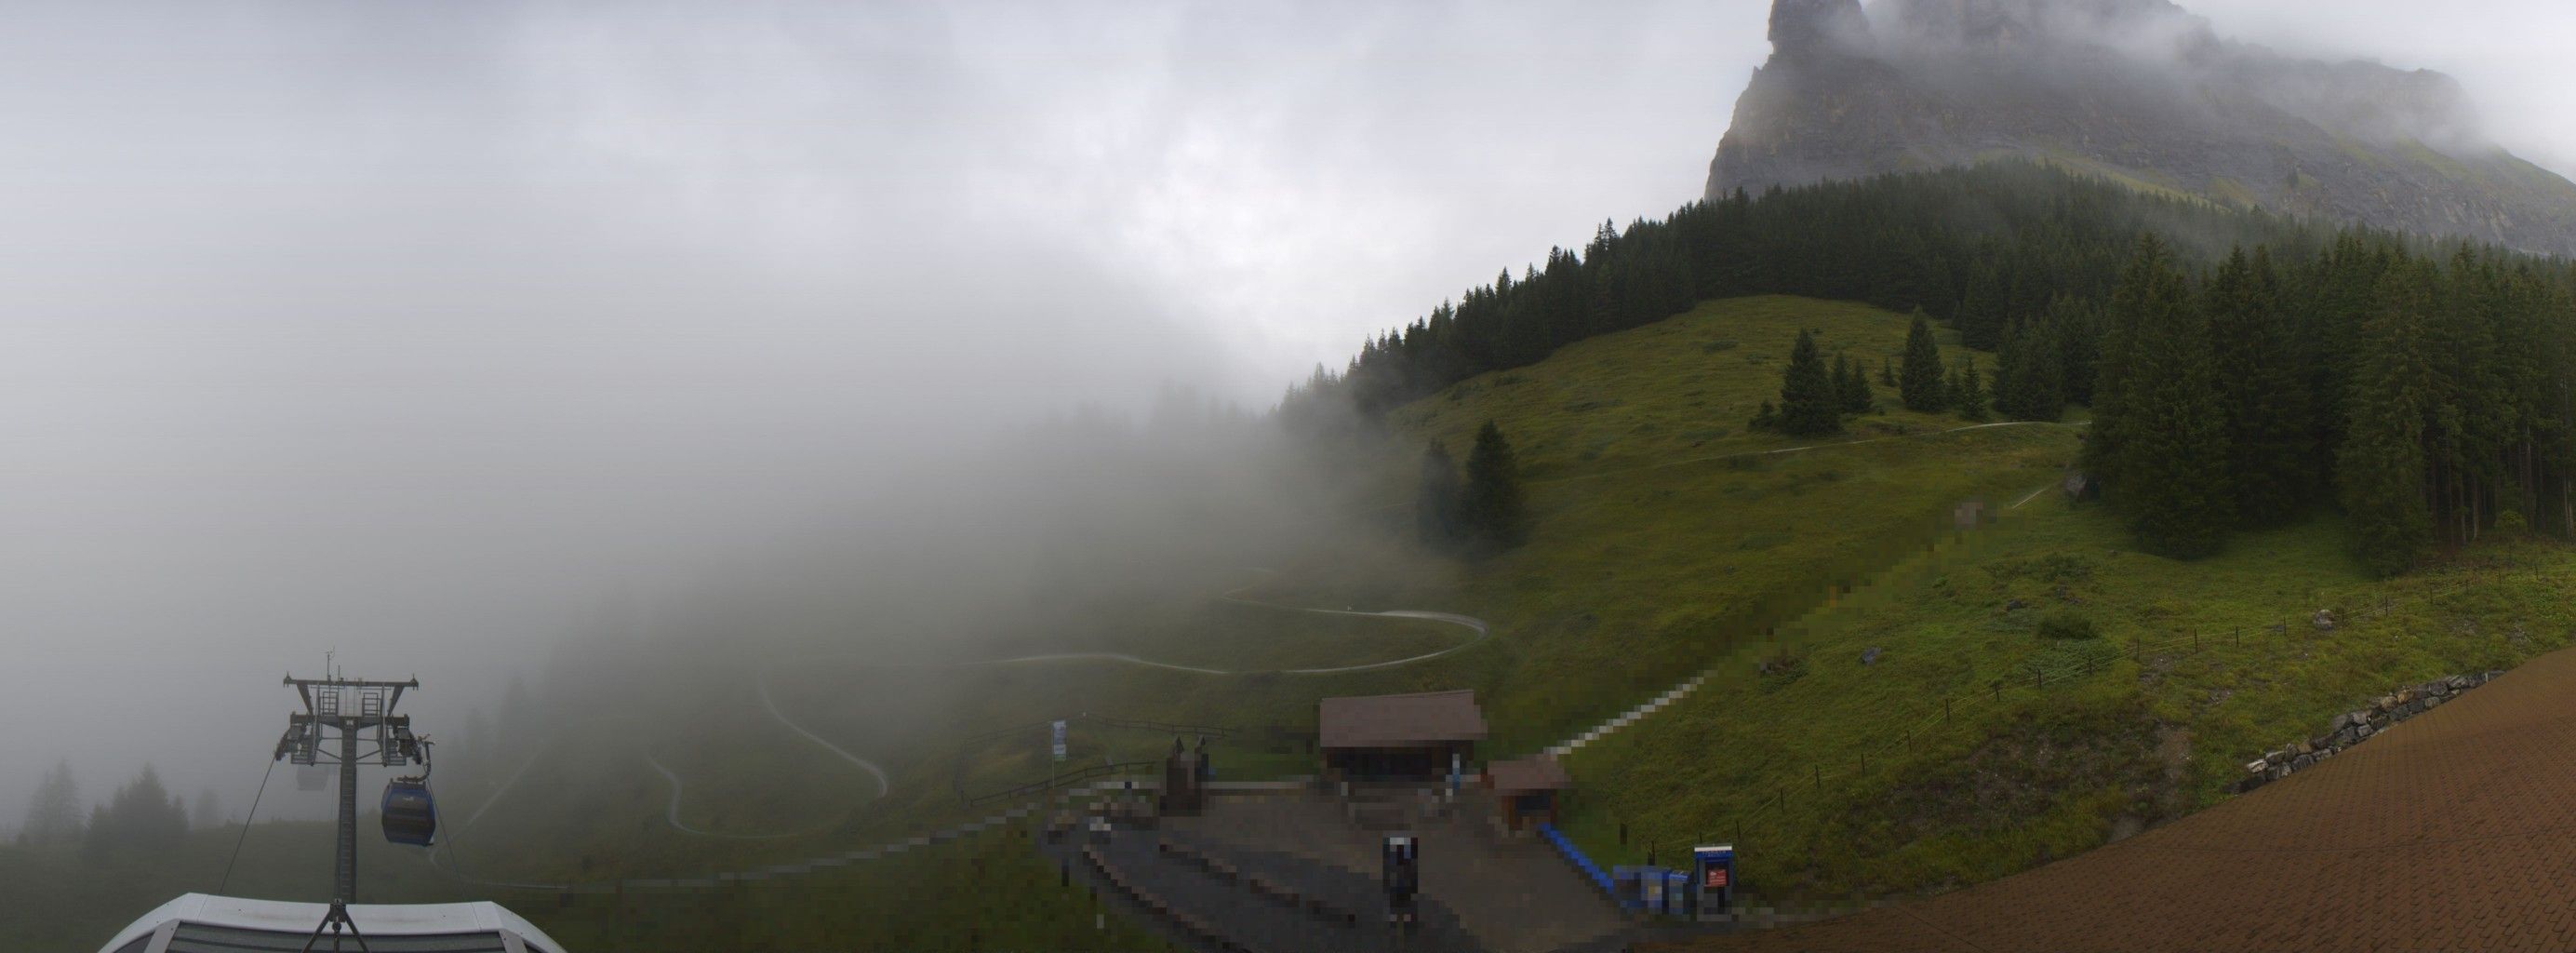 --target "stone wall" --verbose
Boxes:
[2237,671,2501,791]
